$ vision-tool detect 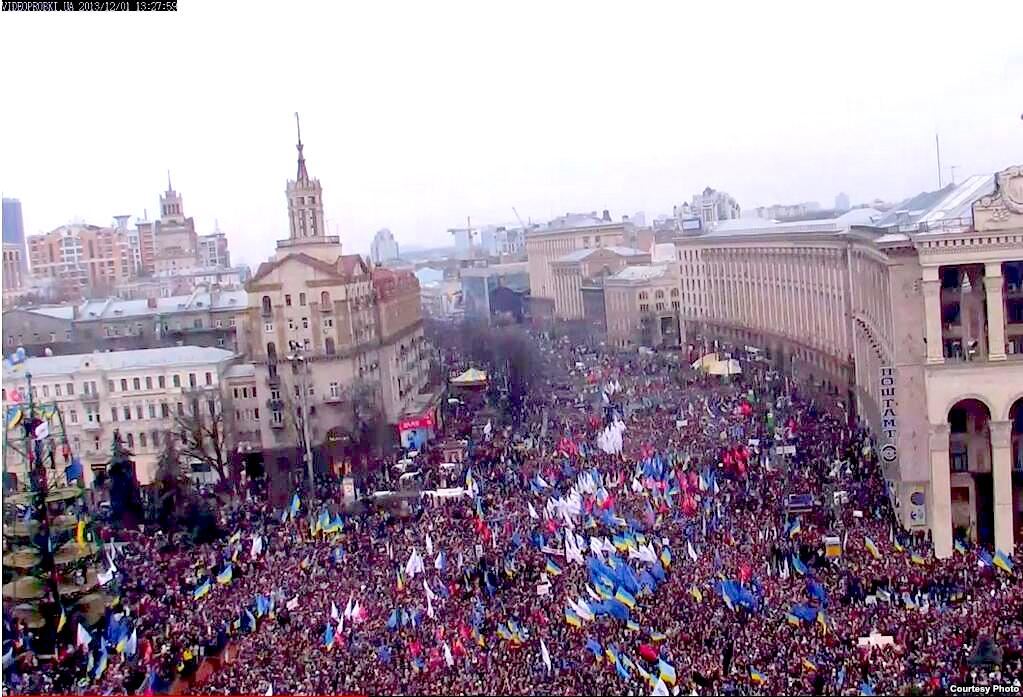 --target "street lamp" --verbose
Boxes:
[286,343,315,499]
